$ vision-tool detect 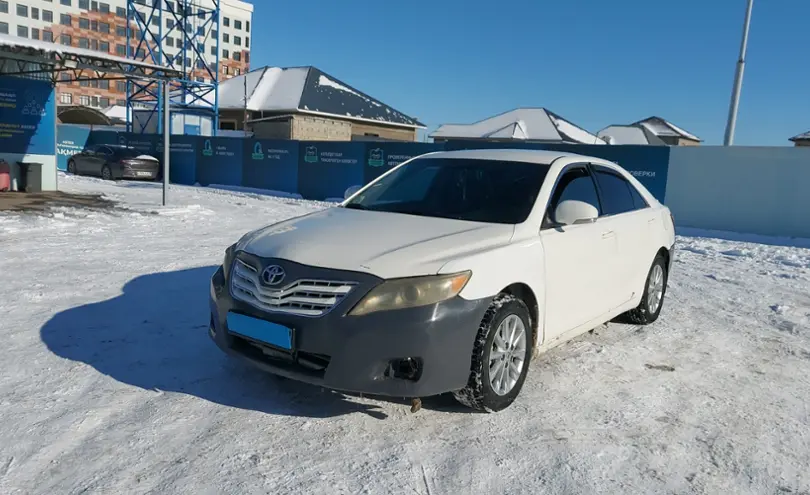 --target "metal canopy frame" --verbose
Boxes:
[0,33,178,205]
